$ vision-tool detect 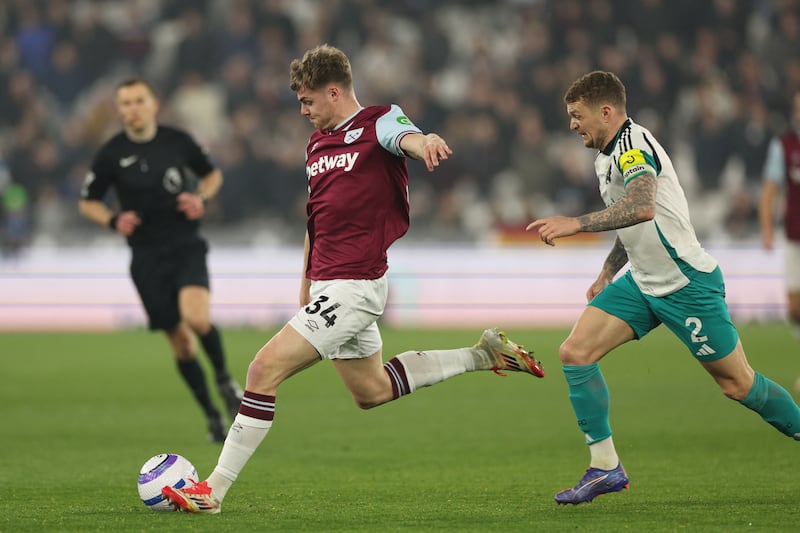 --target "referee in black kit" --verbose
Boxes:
[79,78,242,443]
